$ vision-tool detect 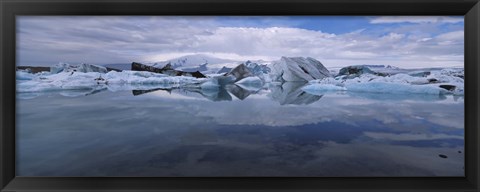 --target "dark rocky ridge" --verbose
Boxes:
[336,65,389,79]
[16,66,50,73]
